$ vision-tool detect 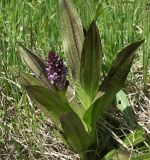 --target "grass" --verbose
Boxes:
[0,0,150,159]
